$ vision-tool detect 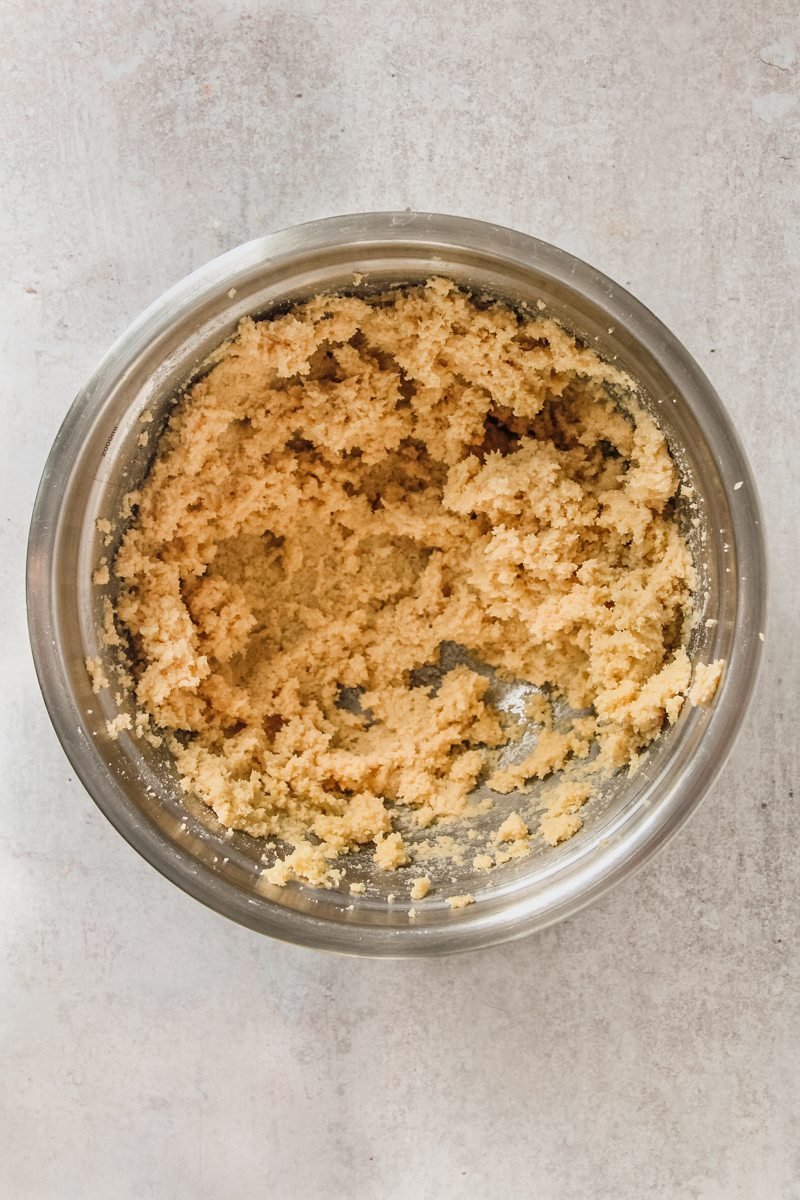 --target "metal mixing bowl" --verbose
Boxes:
[27,213,766,955]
